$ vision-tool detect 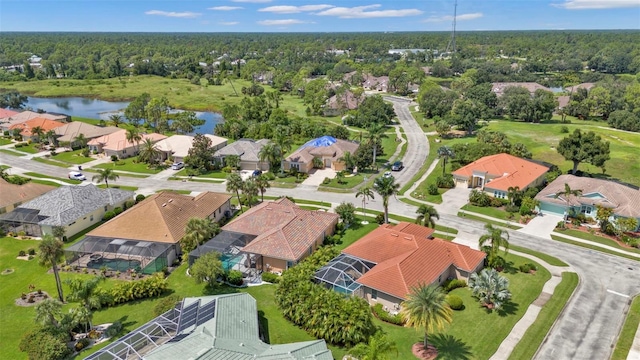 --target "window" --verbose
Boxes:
[286,261,295,269]
[581,205,592,215]
[371,289,378,300]
[308,246,313,255]
[104,206,108,211]
[291,163,300,170]
[90,215,94,221]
